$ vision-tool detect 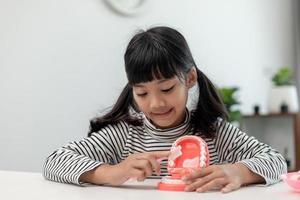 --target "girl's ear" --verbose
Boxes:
[187,67,198,89]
